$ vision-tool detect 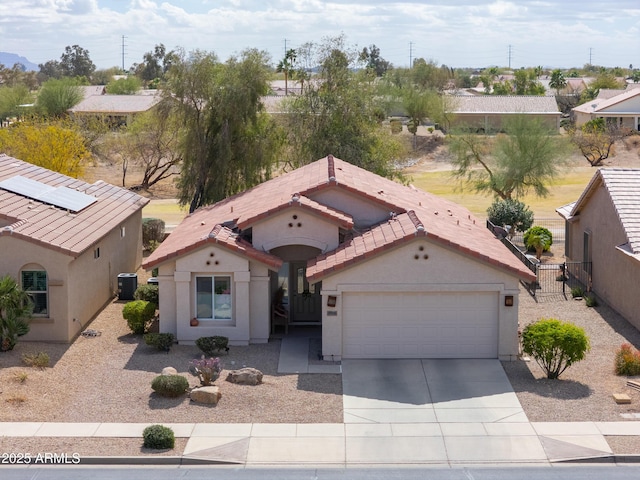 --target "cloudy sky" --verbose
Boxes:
[0,0,638,70]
